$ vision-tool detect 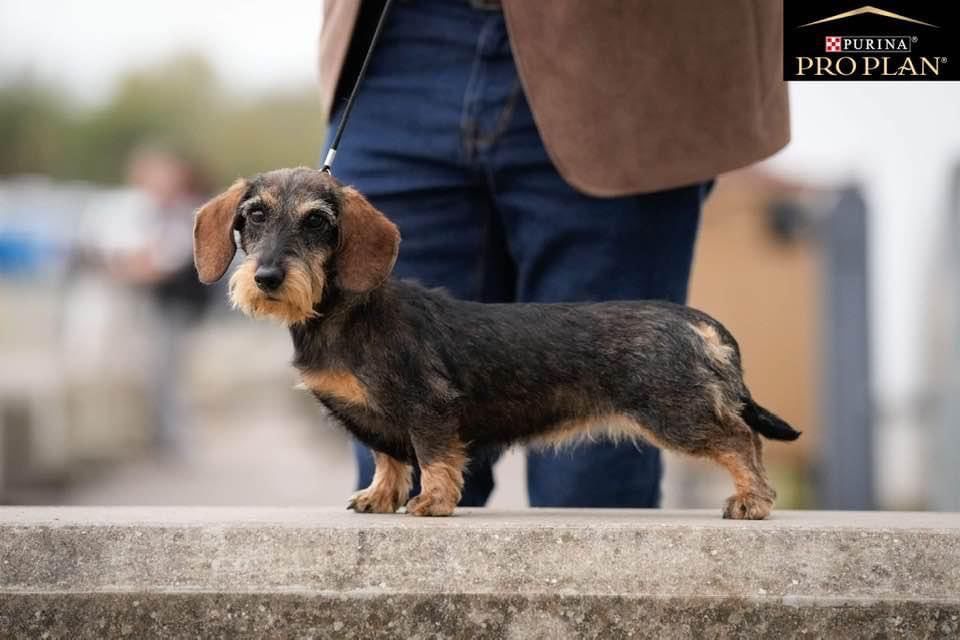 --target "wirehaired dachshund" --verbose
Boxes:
[193,167,800,519]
